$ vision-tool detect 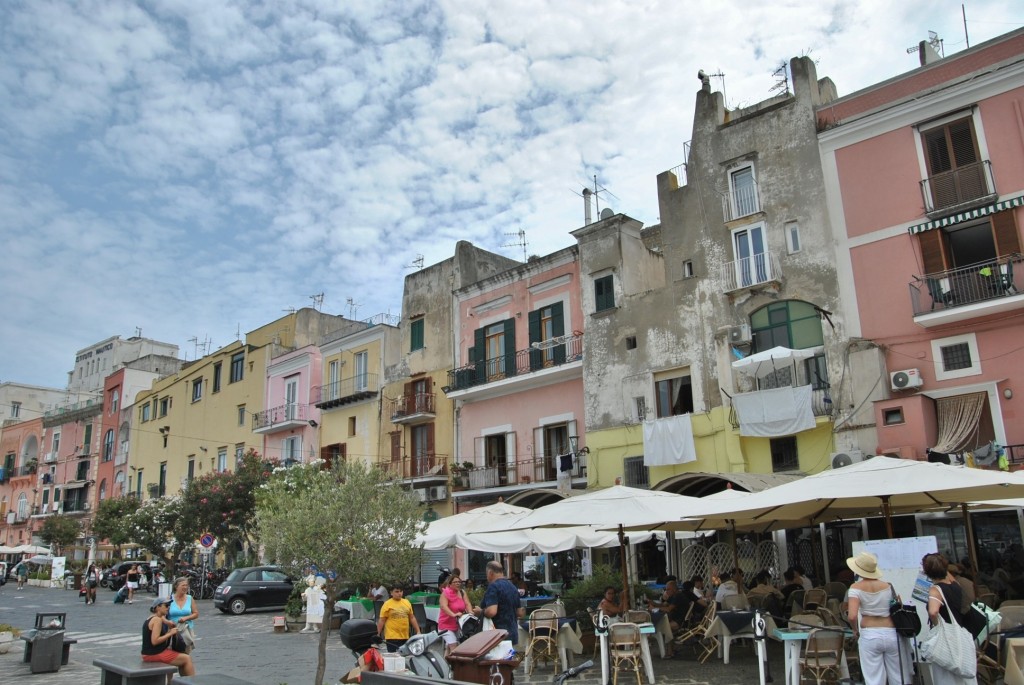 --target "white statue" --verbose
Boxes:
[300,575,326,633]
